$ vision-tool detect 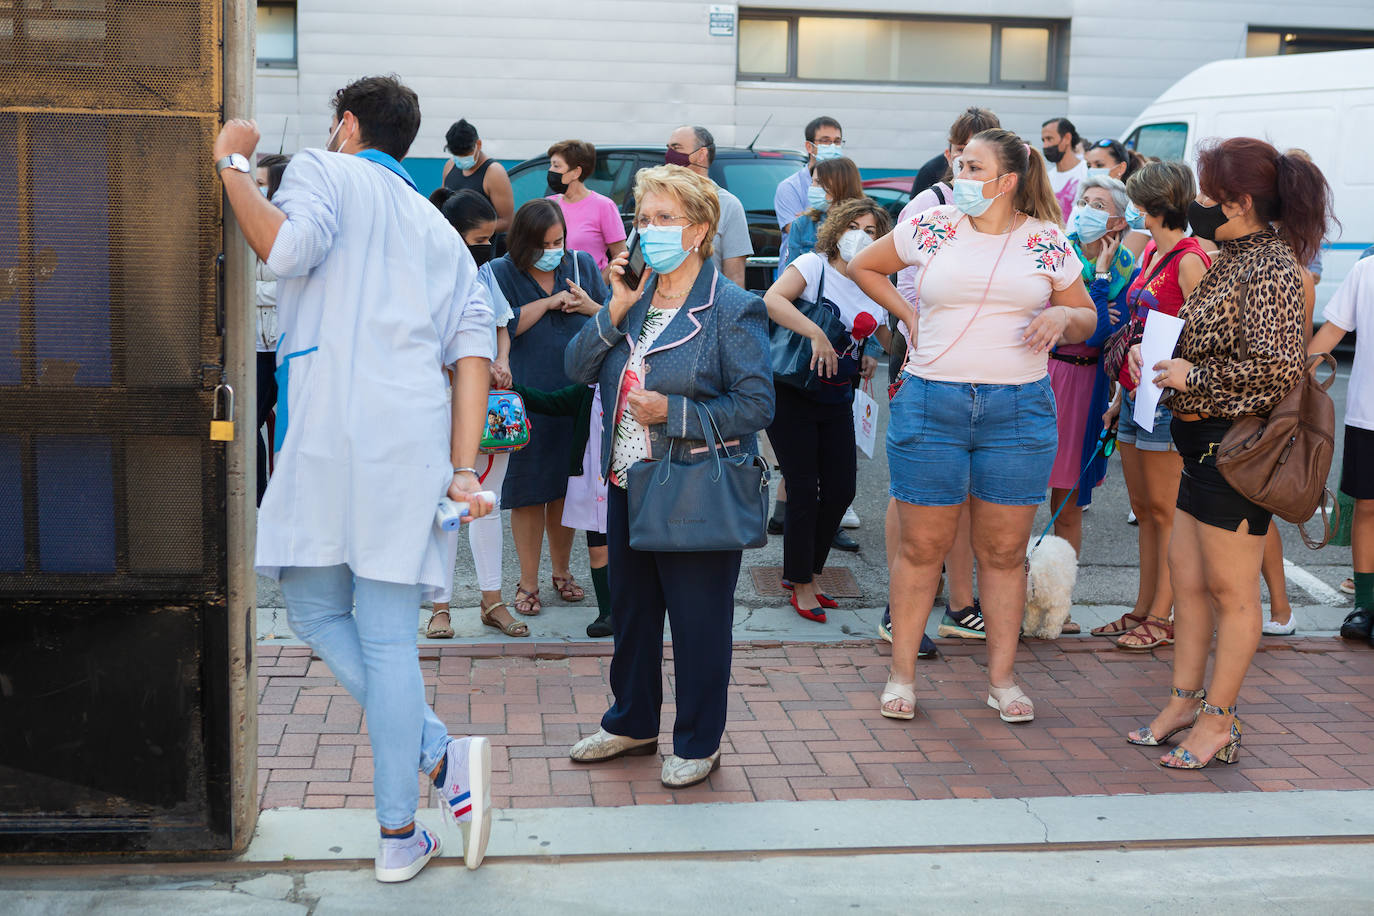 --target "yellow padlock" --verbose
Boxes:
[210,383,235,442]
